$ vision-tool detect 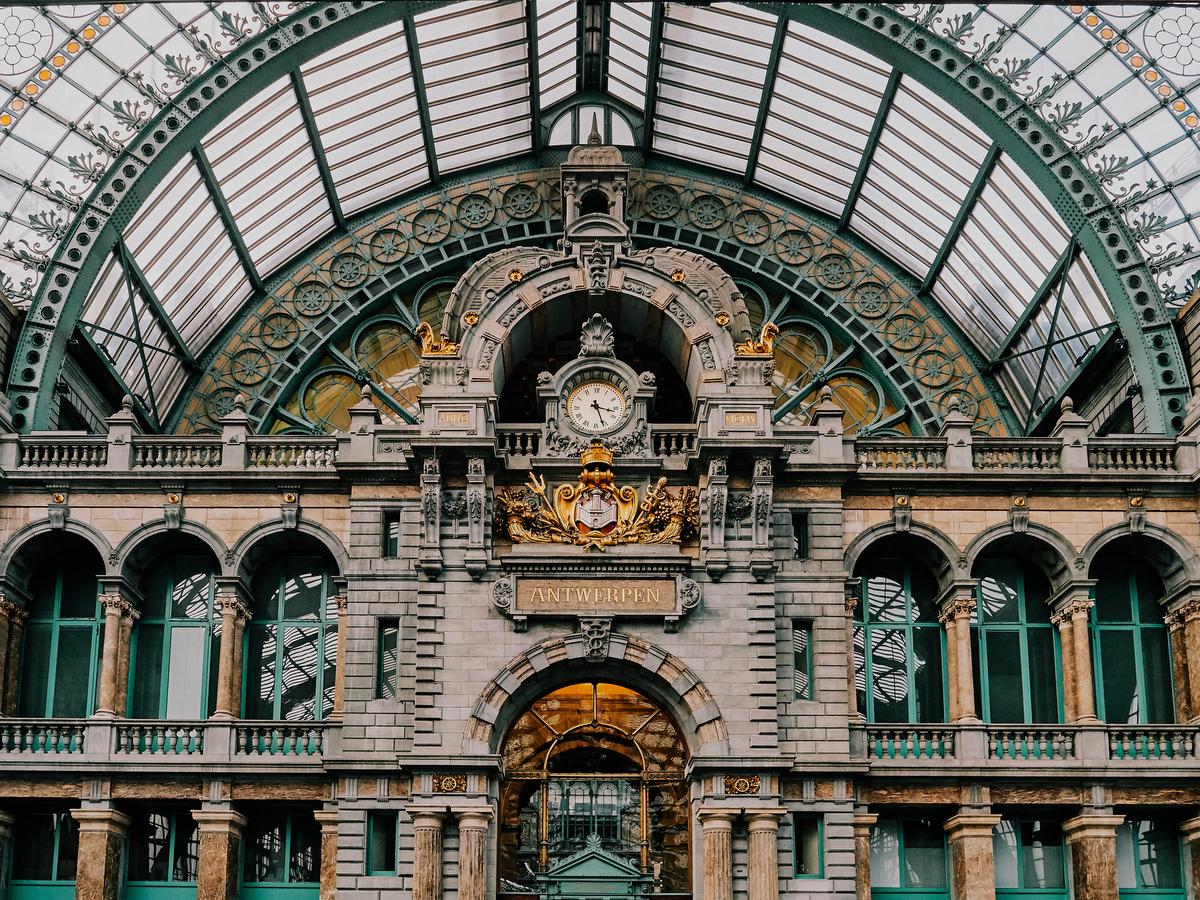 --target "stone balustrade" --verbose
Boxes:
[0,719,87,753]
[115,721,206,755]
